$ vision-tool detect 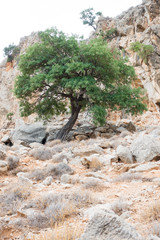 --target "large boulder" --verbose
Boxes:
[10,122,47,143]
[79,211,143,240]
[130,135,160,163]
[116,145,133,164]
